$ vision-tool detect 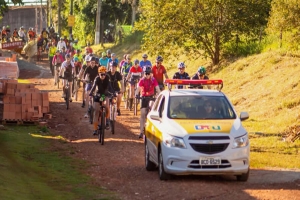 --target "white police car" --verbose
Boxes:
[144,79,250,181]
